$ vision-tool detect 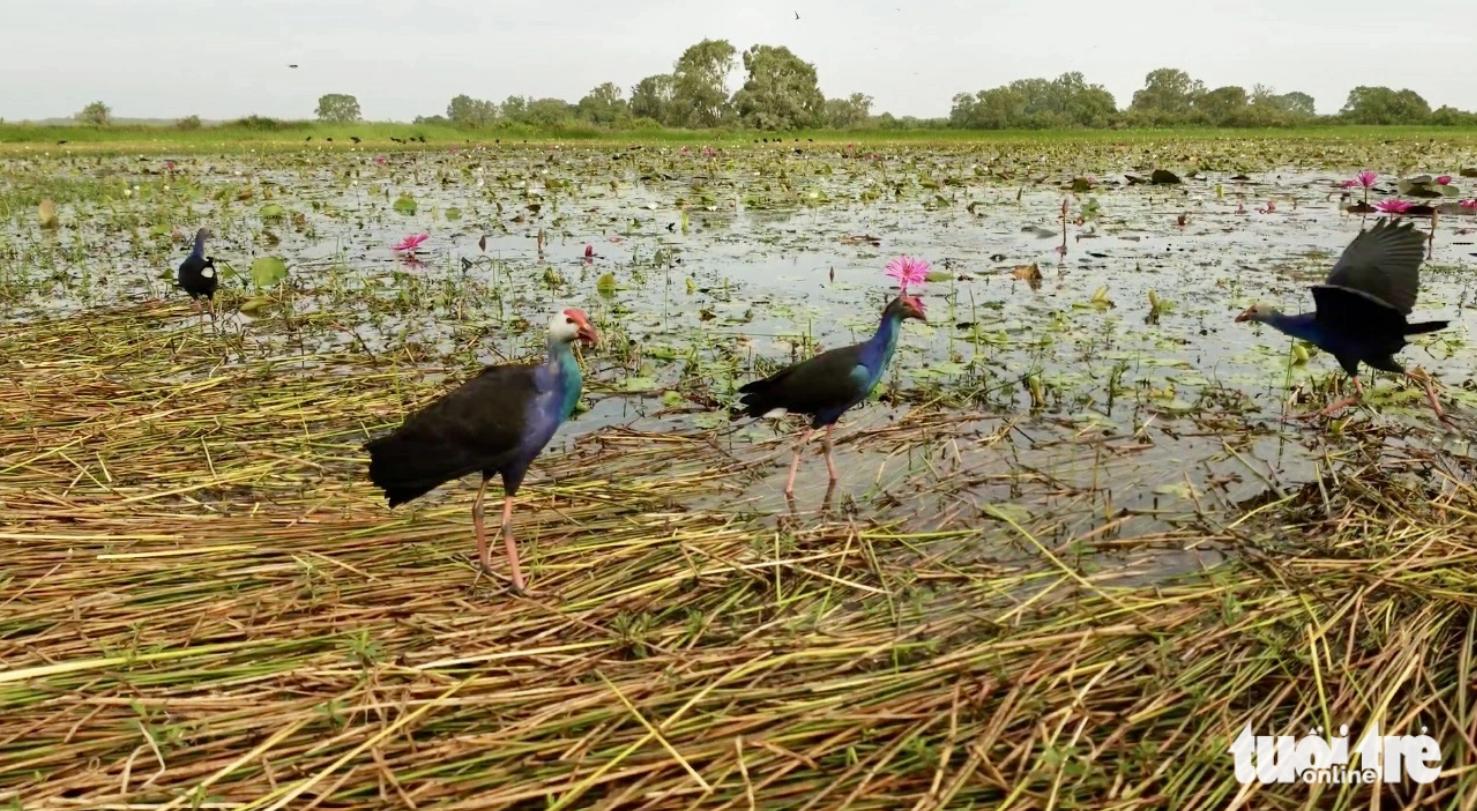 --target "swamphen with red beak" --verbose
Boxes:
[1235,218,1450,423]
[365,308,598,592]
[737,256,930,495]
